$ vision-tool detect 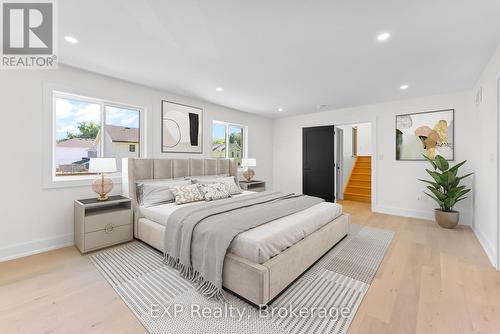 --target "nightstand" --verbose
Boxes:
[74,195,133,253]
[239,180,266,192]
